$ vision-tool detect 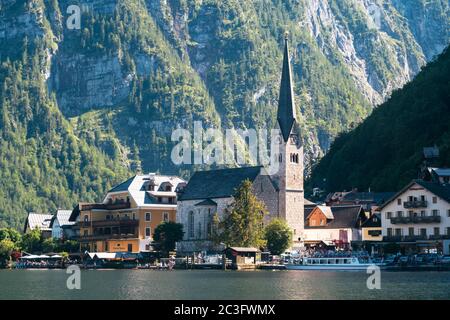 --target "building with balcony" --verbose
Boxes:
[379,179,450,252]
[69,174,186,253]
